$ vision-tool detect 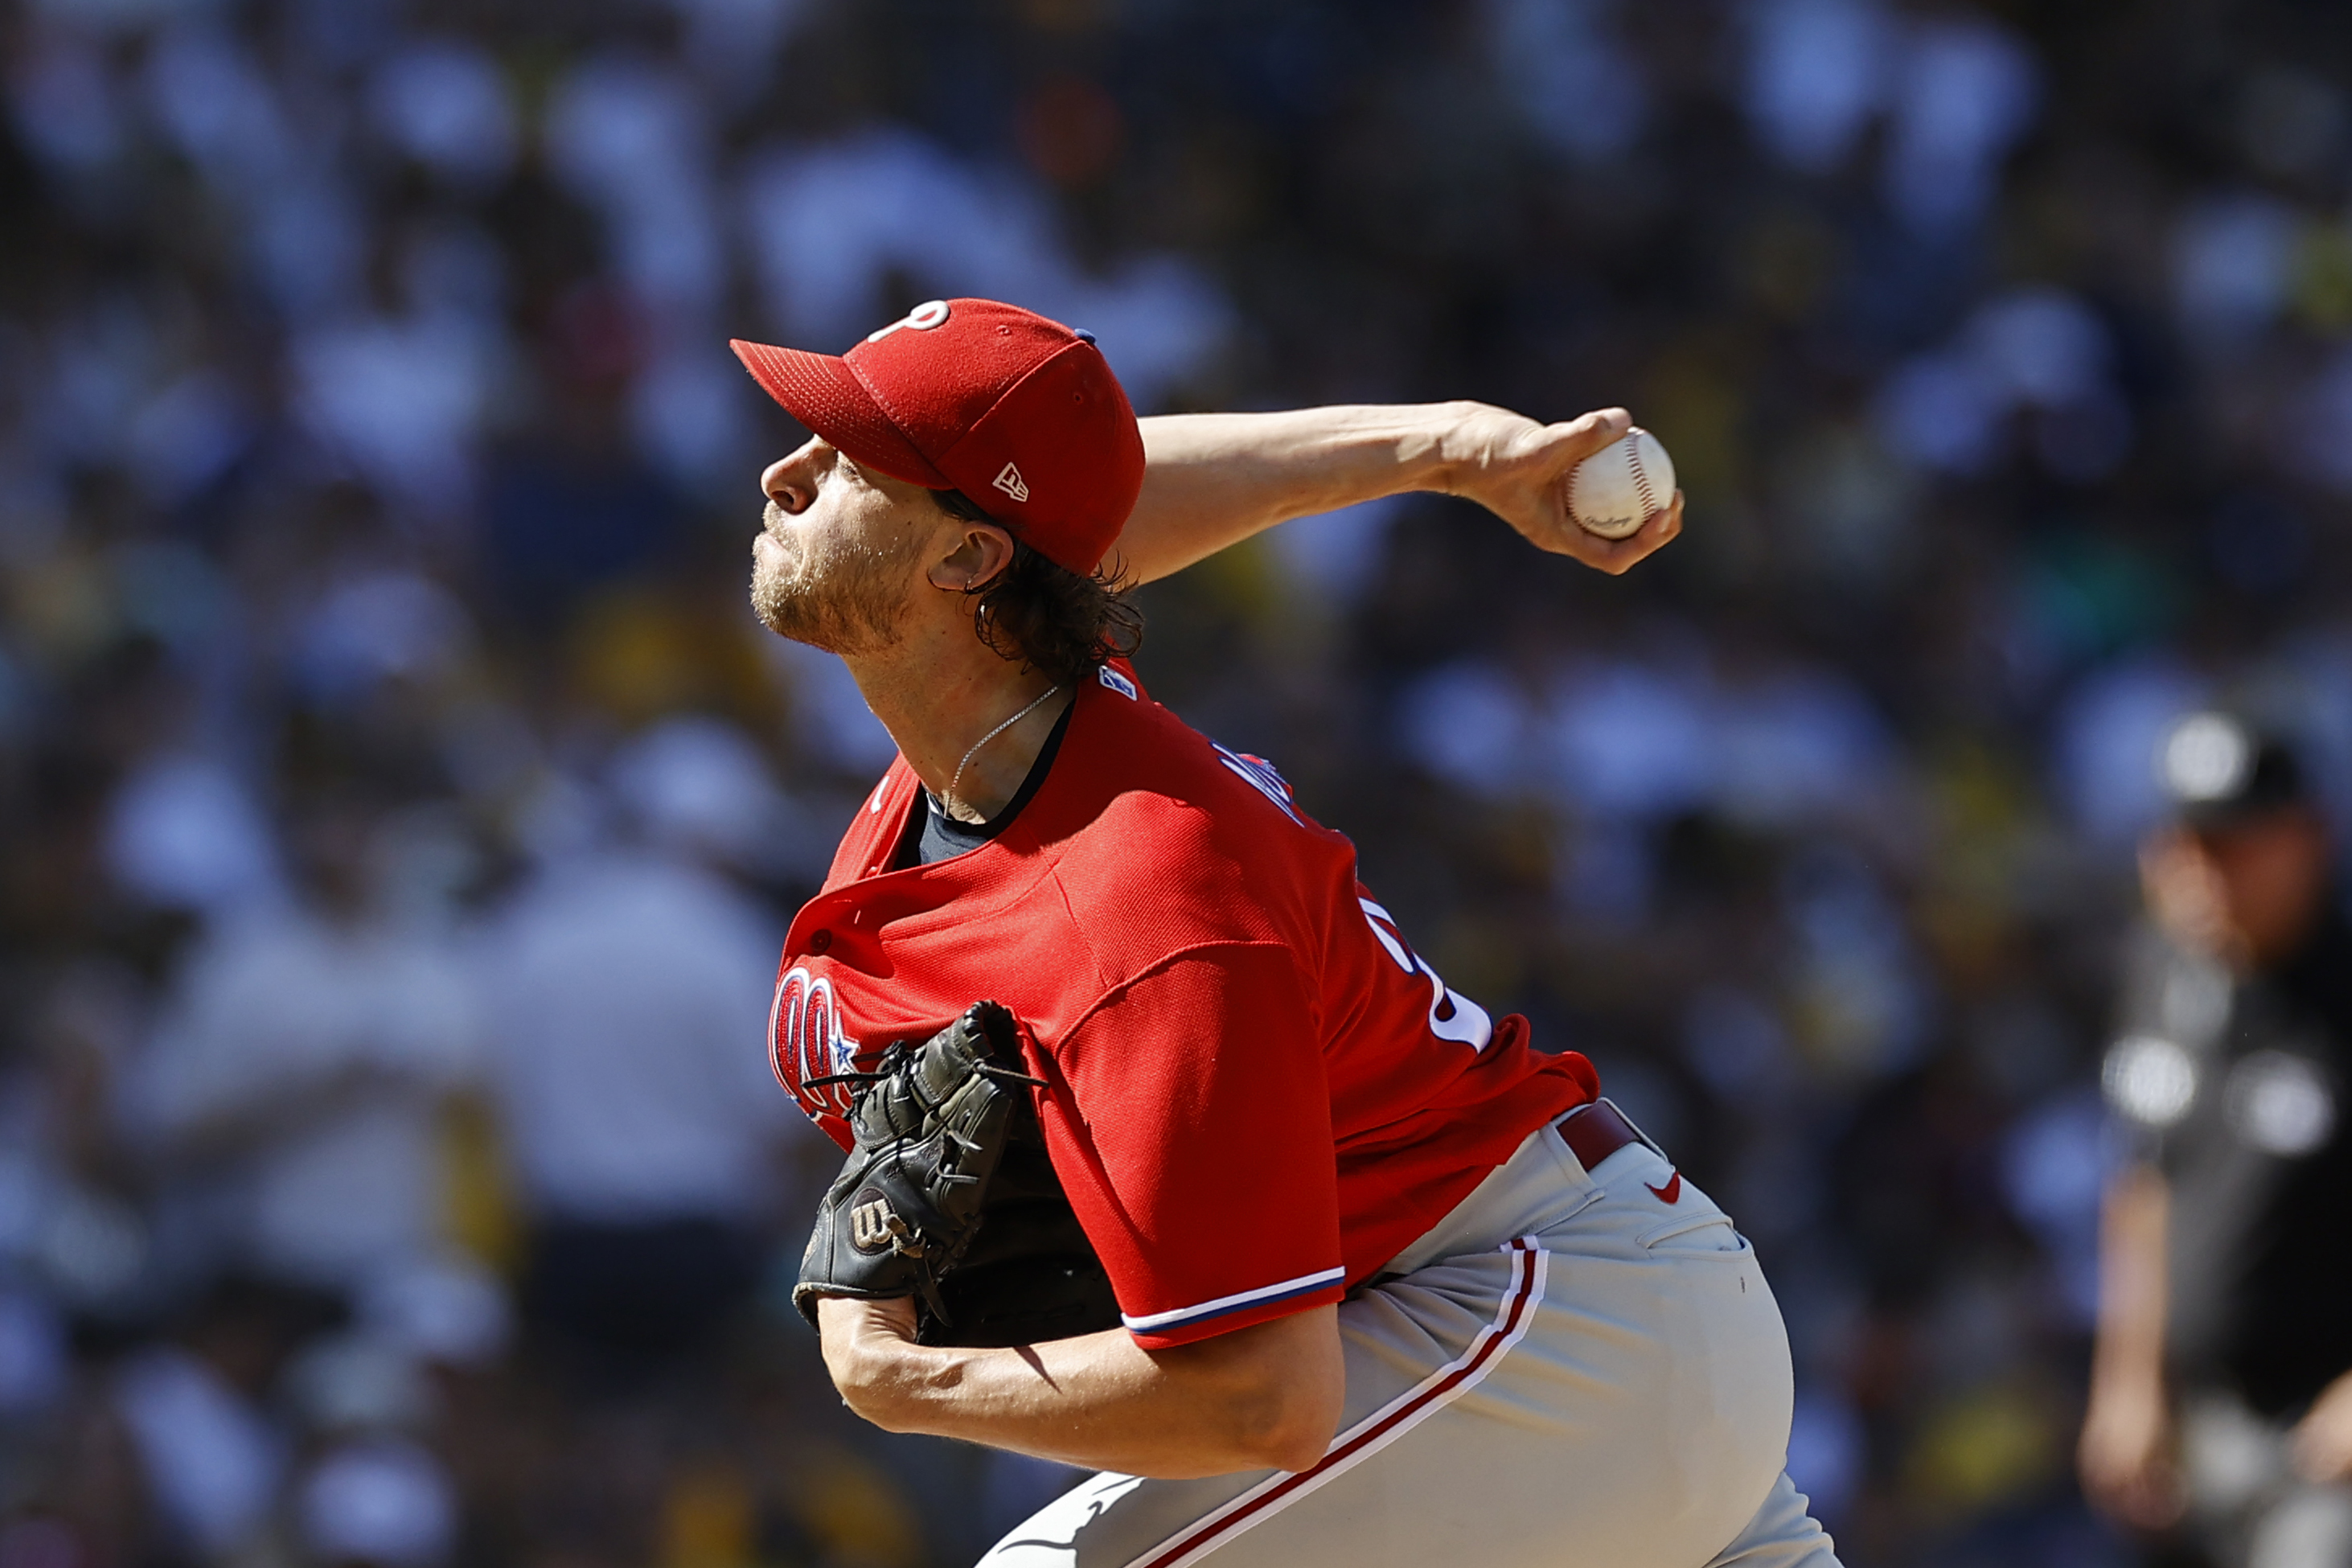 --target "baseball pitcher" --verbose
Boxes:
[729,298,1841,1568]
